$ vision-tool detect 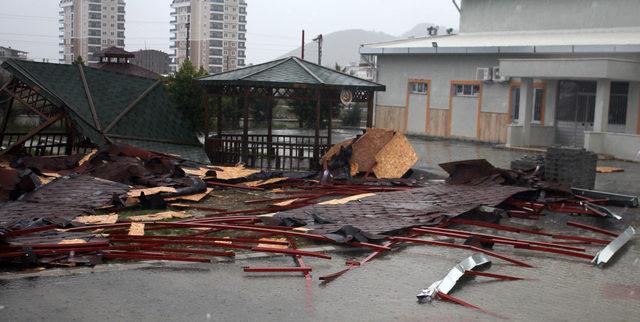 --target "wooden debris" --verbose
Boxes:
[73,213,119,225]
[212,165,260,180]
[273,198,300,206]
[128,223,145,236]
[597,166,624,173]
[373,133,418,179]
[318,193,376,205]
[127,211,191,222]
[165,188,213,202]
[351,128,394,172]
[244,177,288,187]
[127,186,177,197]
[320,139,353,165]
[182,167,211,177]
[58,239,87,245]
[257,237,289,249]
